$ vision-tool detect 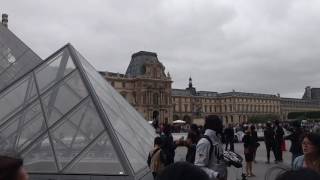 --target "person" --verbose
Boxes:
[293,133,320,173]
[156,162,211,180]
[194,115,227,180]
[224,124,235,152]
[160,124,176,165]
[242,127,256,177]
[0,155,29,180]
[274,120,285,163]
[275,169,320,180]
[148,137,166,179]
[176,132,198,163]
[250,125,259,163]
[190,124,201,143]
[287,120,304,166]
[152,119,159,131]
[264,122,276,164]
